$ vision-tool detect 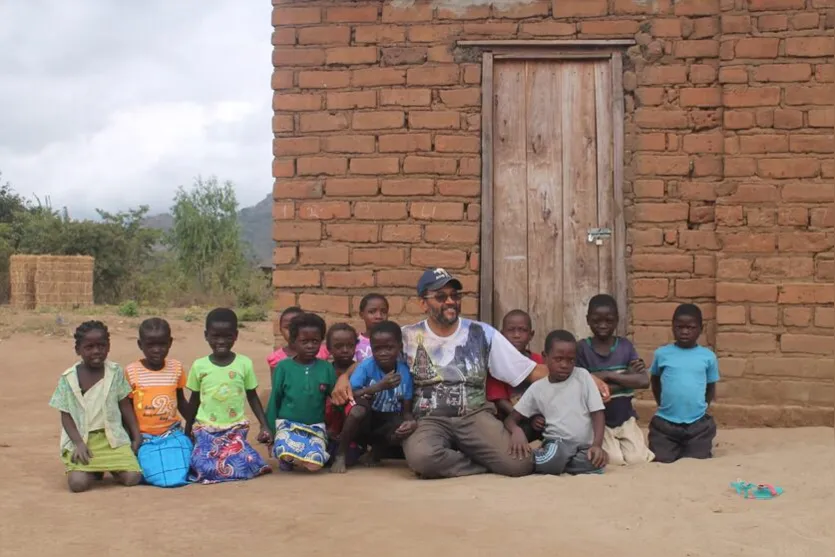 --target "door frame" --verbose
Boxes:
[472,40,632,334]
